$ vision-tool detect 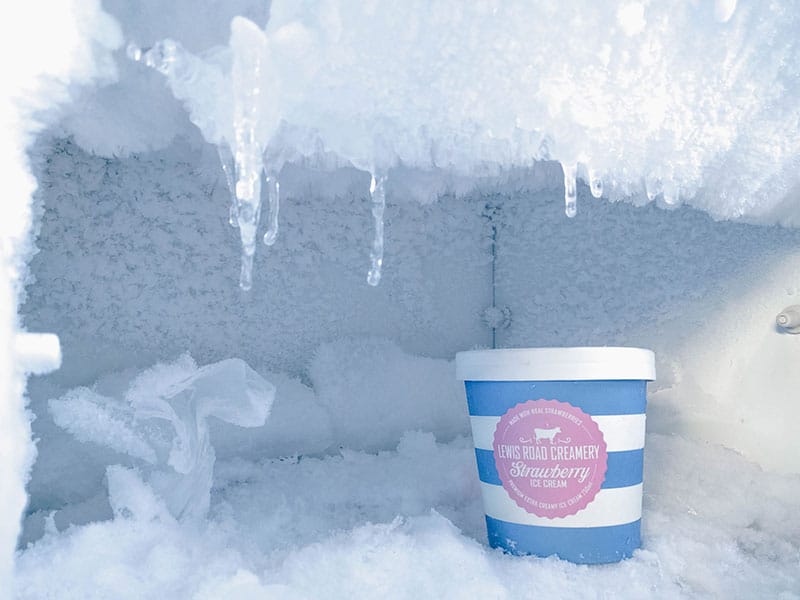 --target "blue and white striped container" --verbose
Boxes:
[456,347,655,564]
